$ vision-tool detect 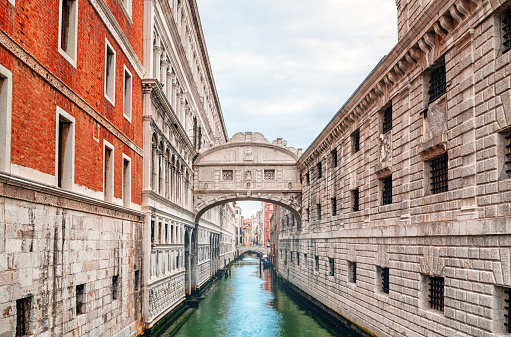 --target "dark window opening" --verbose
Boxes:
[134,270,140,292]
[430,153,448,194]
[317,162,322,179]
[317,203,321,220]
[382,175,393,205]
[428,62,446,103]
[306,172,310,185]
[381,267,390,294]
[151,221,155,244]
[331,148,338,167]
[76,284,85,315]
[352,189,360,212]
[503,9,511,54]
[16,297,31,337]
[297,252,300,265]
[58,118,71,188]
[382,106,392,134]
[315,256,319,271]
[331,197,337,216]
[329,258,335,276]
[504,130,511,177]
[349,261,357,283]
[504,287,511,332]
[112,275,119,300]
[104,147,113,201]
[352,128,360,153]
[428,276,444,312]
